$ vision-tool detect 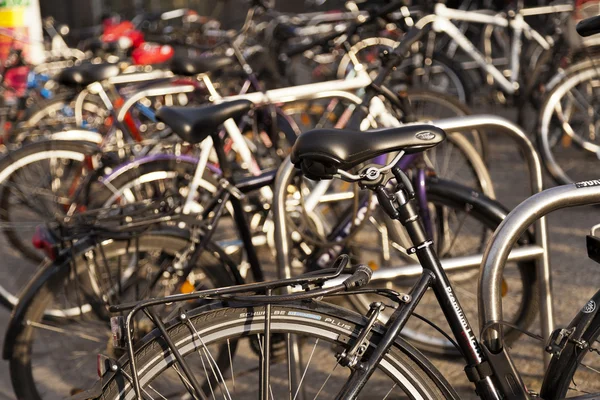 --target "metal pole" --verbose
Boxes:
[430,115,553,364]
[479,184,600,354]
[273,157,305,400]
